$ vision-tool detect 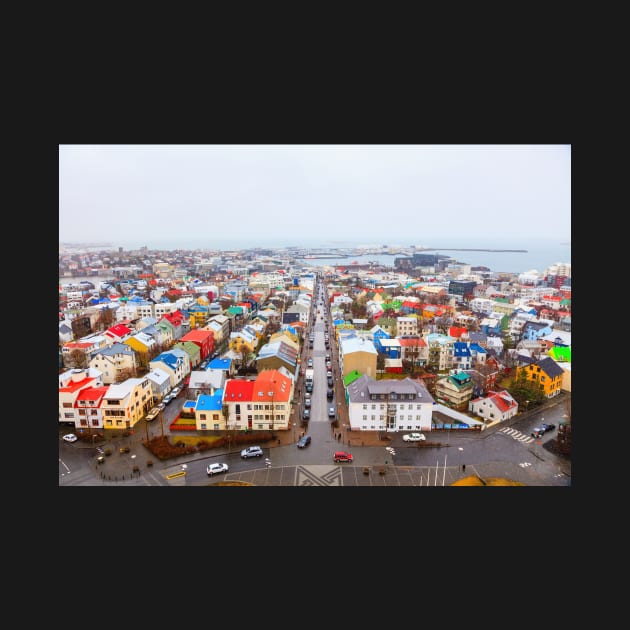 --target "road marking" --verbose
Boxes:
[59,459,71,473]
[519,462,532,468]
[166,471,186,479]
